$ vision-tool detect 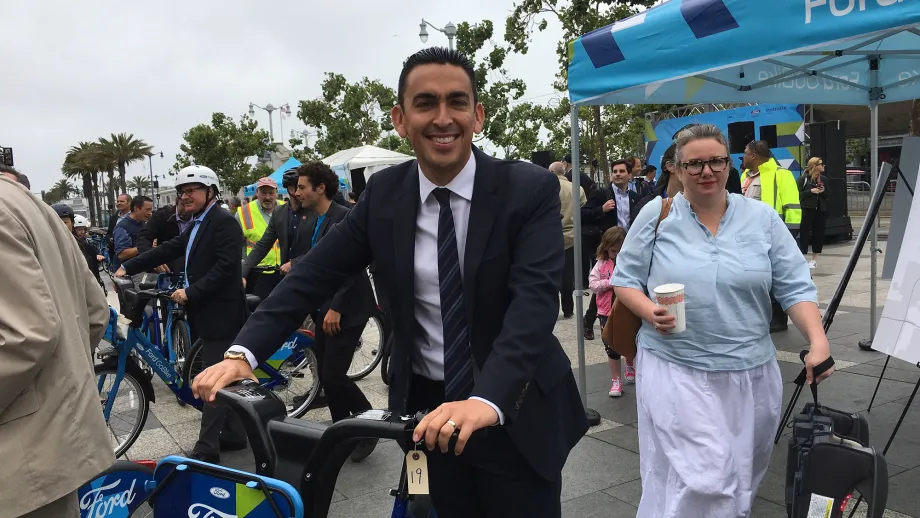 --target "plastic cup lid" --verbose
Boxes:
[653,283,684,295]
